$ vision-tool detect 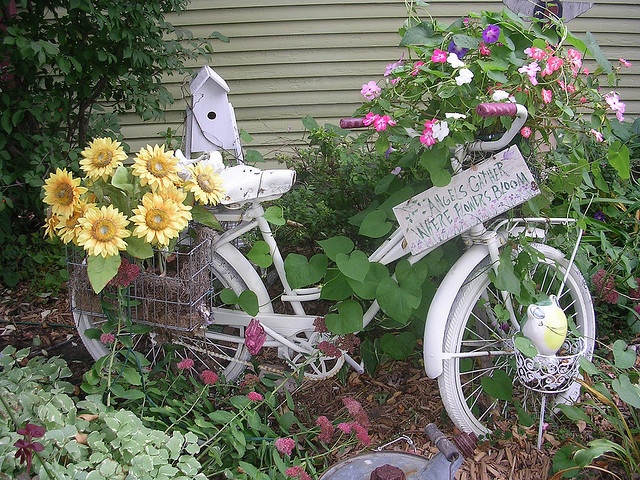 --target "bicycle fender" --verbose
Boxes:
[423,244,489,379]
[214,243,274,313]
